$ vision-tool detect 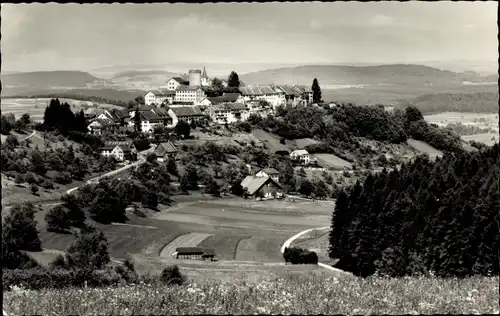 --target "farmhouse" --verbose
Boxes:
[255,167,281,183]
[153,141,178,162]
[100,143,135,162]
[290,149,315,165]
[206,102,249,125]
[129,110,172,133]
[241,175,283,199]
[87,118,118,135]
[240,85,286,109]
[97,108,131,126]
[168,106,205,126]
